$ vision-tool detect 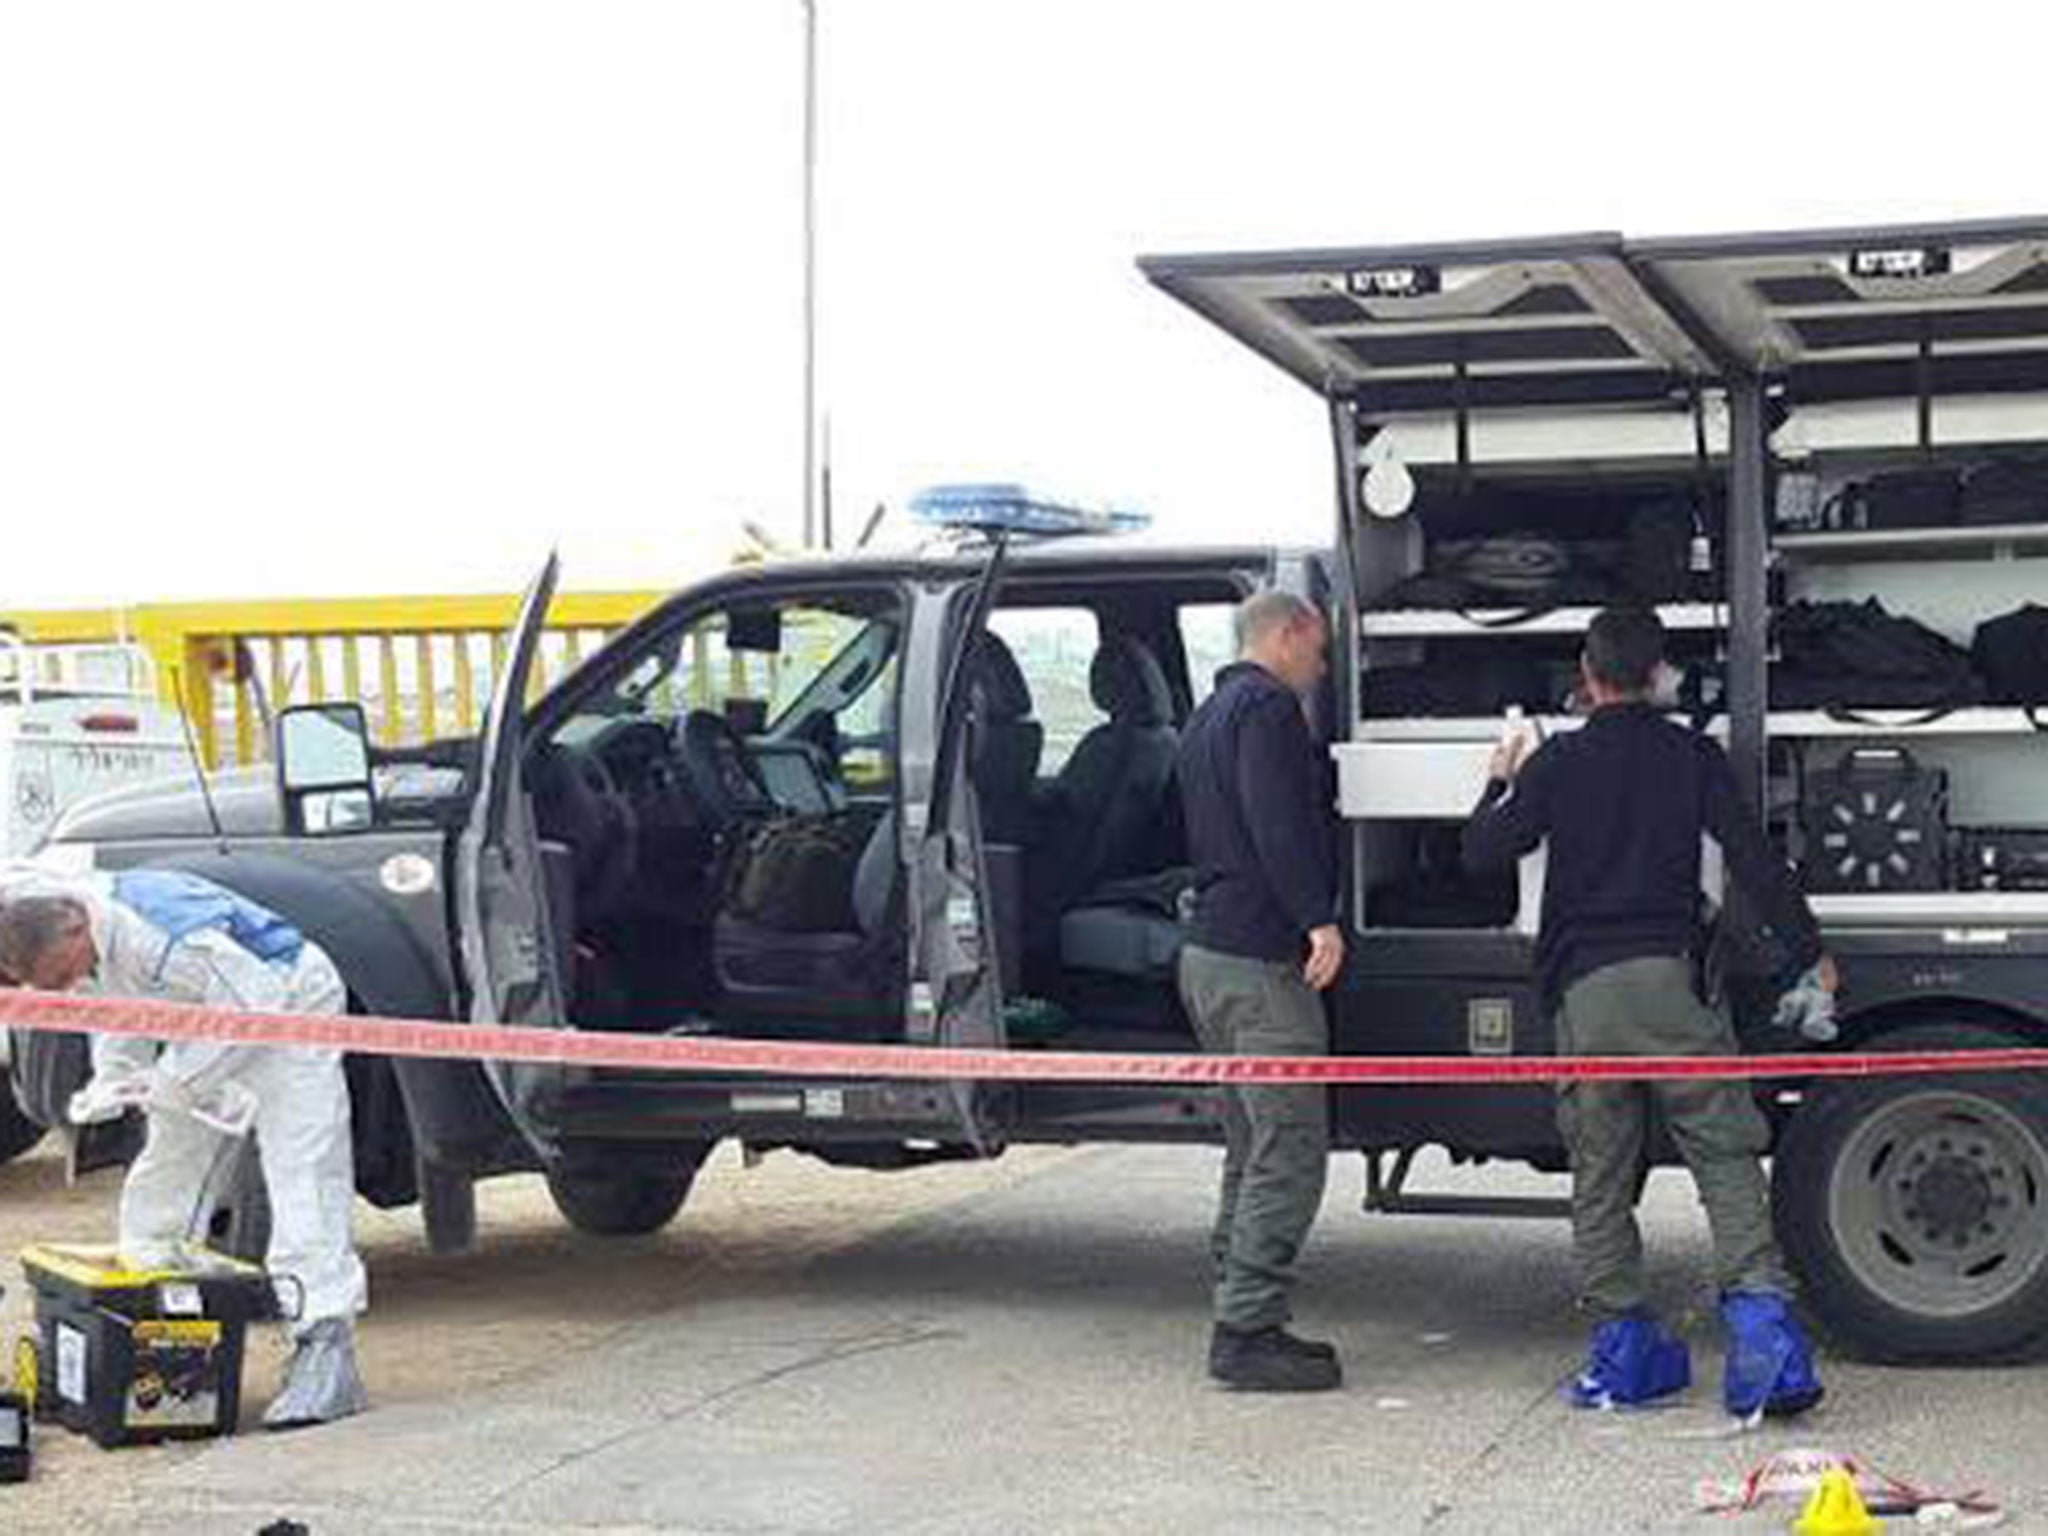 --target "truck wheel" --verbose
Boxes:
[1775,1024,2048,1362]
[0,1072,45,1166]
[546,1150,705,1237]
